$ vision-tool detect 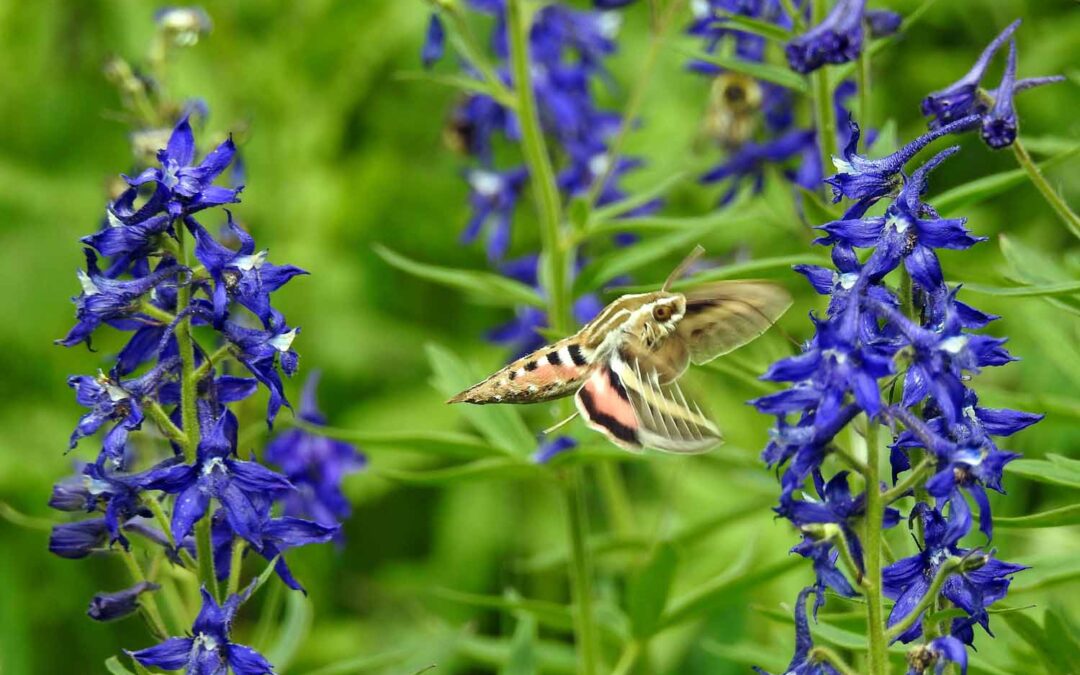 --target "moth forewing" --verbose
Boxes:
[676,280,792,365]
